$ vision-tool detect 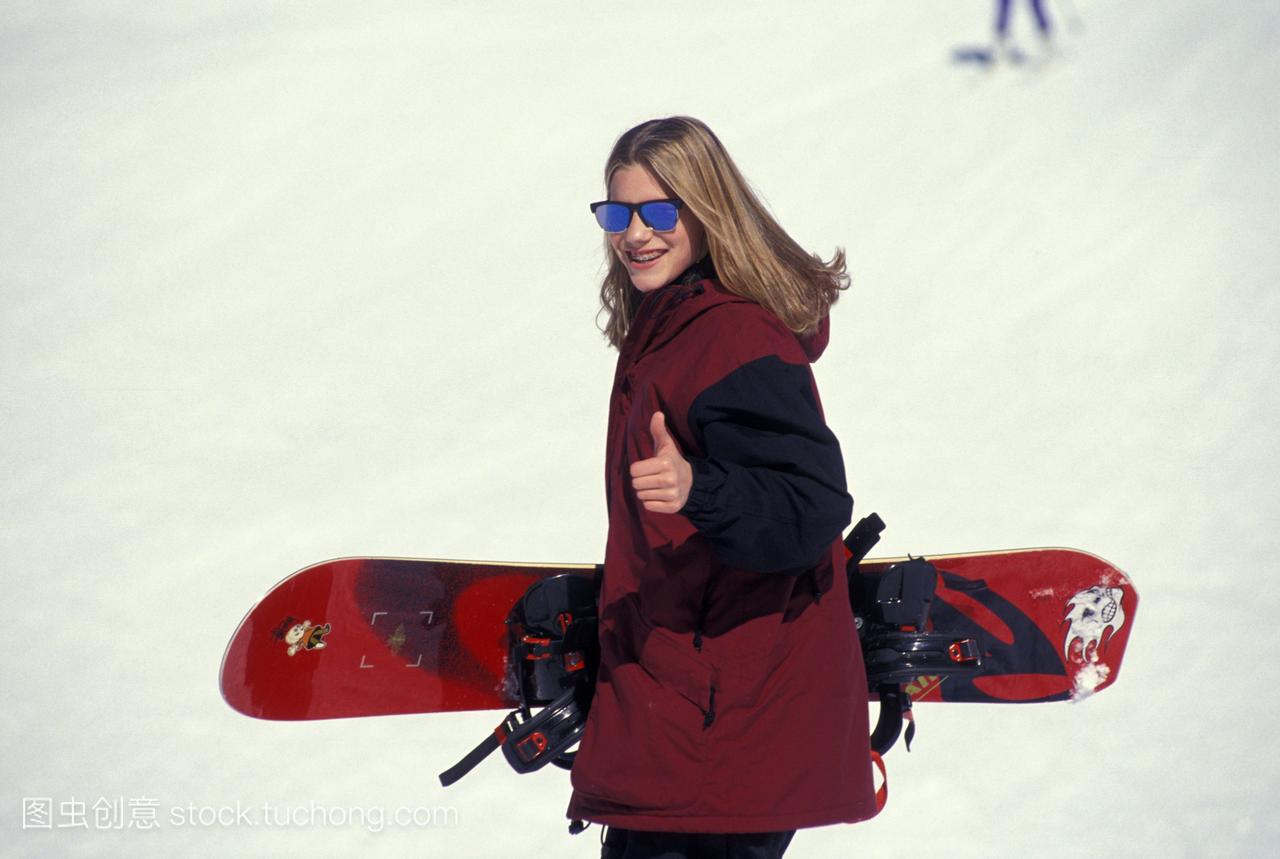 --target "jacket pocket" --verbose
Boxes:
[637,626,715,716]
[571,628,714,812]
